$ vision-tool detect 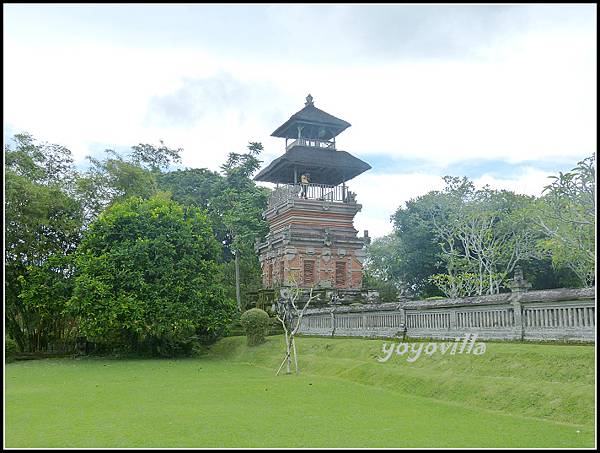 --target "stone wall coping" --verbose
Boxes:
[400,287,595,310]
[303,302,399,316]
[301,287,595,315]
